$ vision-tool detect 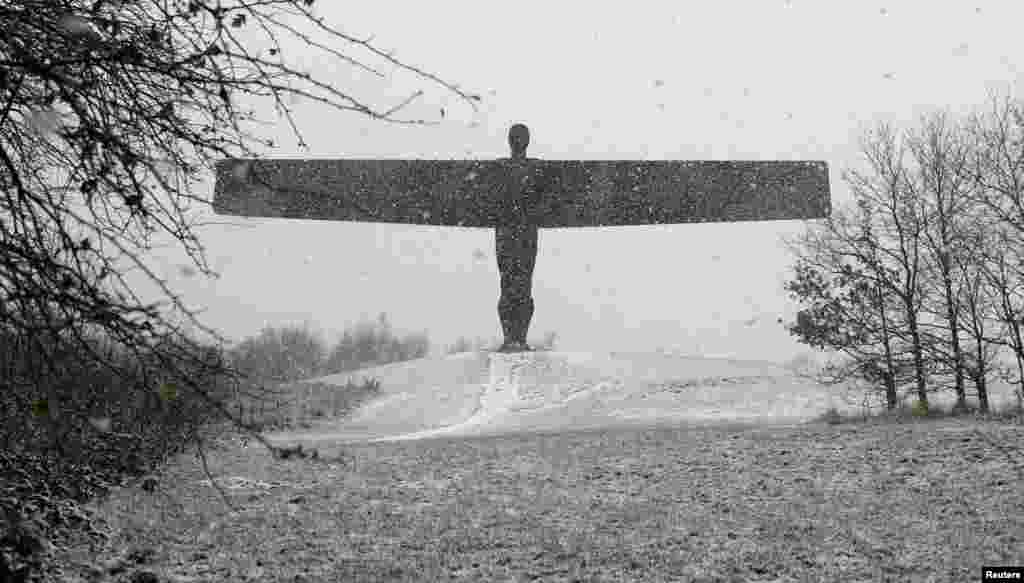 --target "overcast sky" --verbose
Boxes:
[127,1,1024,362]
